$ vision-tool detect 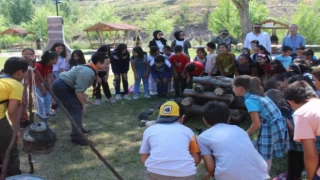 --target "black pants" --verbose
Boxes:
[157,78,168,96]
[95,71,112,99]
[287,150,304,180]
[174,72,187,97]
[0,117,21,176]
[114,73,128,95]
